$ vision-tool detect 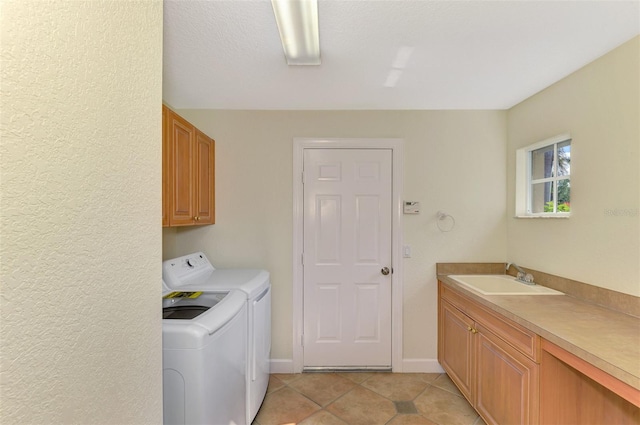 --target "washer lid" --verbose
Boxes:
[170,268,270,299]
[162,290,246,342]
[163,305,210,320]
[162,291,228,319]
